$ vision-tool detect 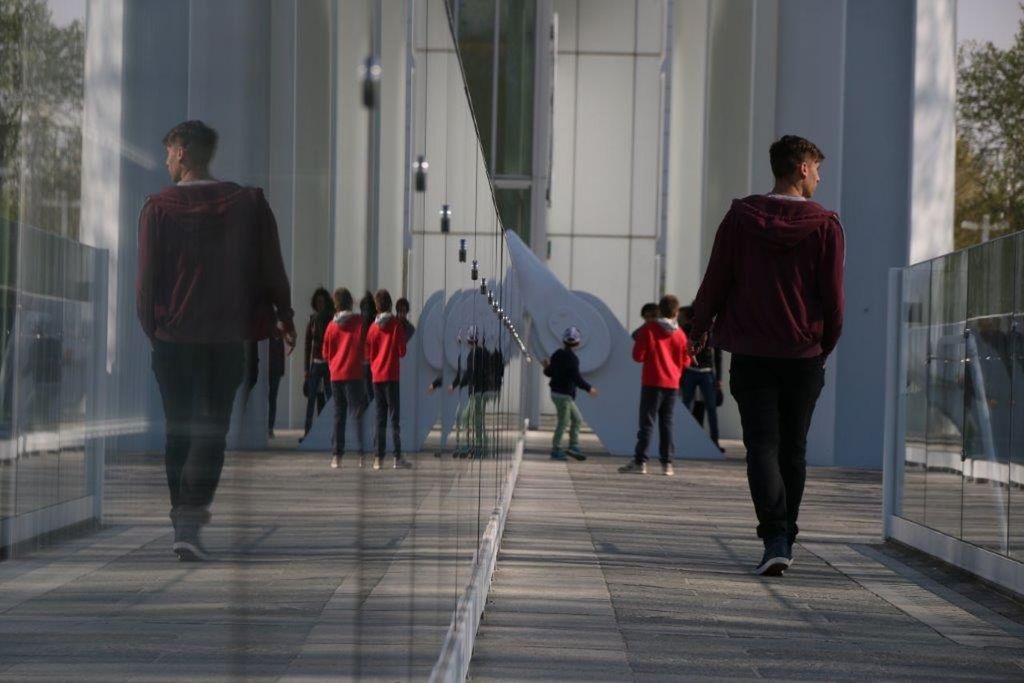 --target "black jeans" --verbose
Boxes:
[634,386,677,464]
[152,340,243,515]
[332,380,367,456]
[373,381,401,459]
[303,361,332,435]
[730,354,825,542]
